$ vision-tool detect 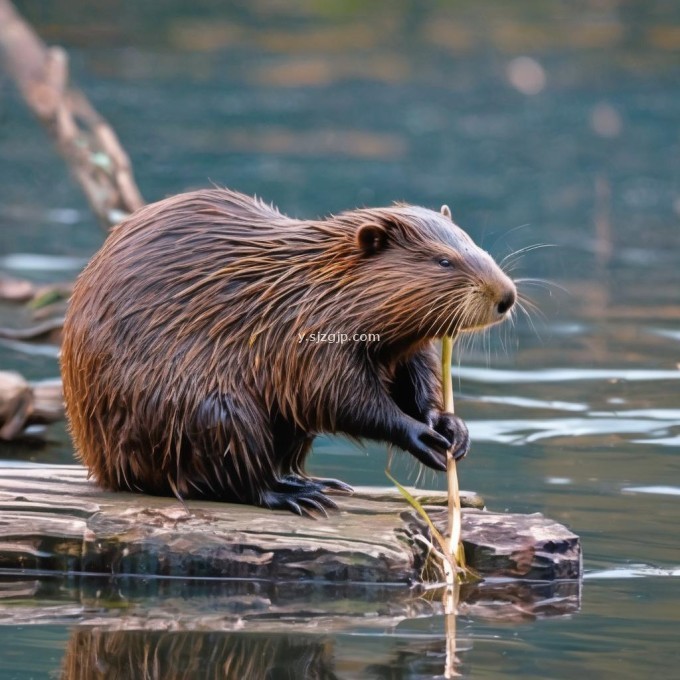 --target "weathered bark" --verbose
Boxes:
[0,465,581,585]
[0,0,144,229]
